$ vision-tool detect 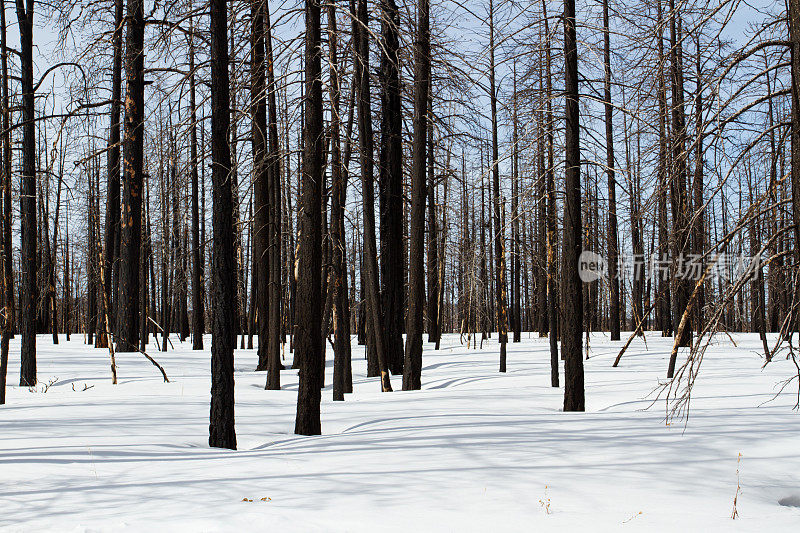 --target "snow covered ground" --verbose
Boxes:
[1,332,799,531]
